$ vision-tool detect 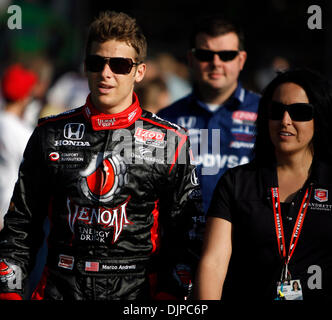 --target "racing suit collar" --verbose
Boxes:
[83,92,142,130]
